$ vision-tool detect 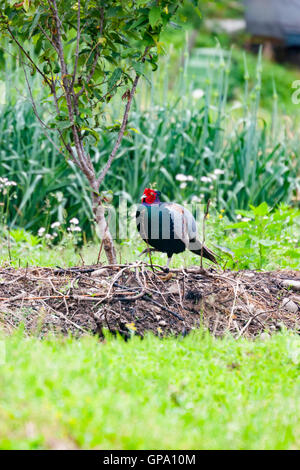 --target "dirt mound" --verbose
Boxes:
[0,263,299,339]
